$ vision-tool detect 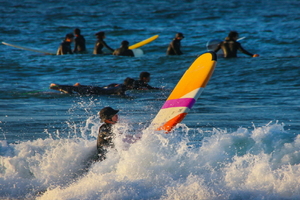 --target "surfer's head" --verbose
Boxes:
[74,28,81,36]
[121,40,129,47]
[228,31,239,40]
[95,31,105,39]
[139,72,151,82]
[175,32,184,39]
[99,107,119,123]
[65,33,74,42]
